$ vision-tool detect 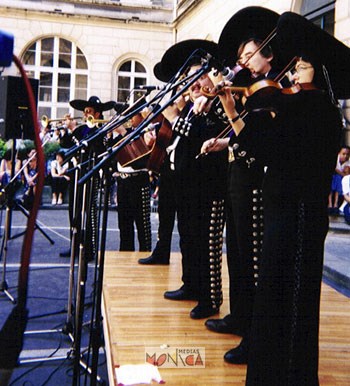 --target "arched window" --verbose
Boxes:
[116,59,148,105]
[22,37,88,119]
